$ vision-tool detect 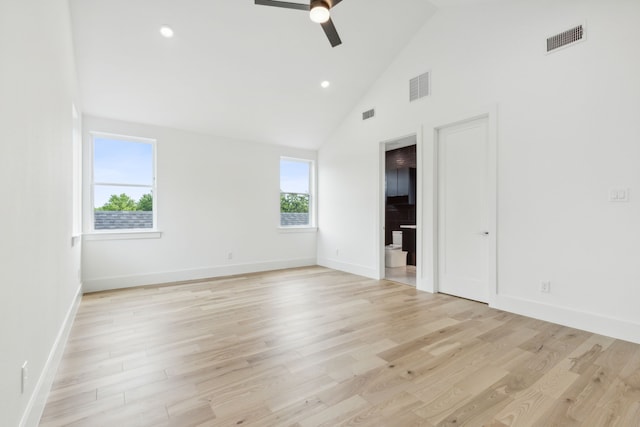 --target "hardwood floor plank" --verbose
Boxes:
[532,363,604,427]
[39,393,125,427]
[39,267,640,426]
[336,391,423,426]
[298,395,369,427]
